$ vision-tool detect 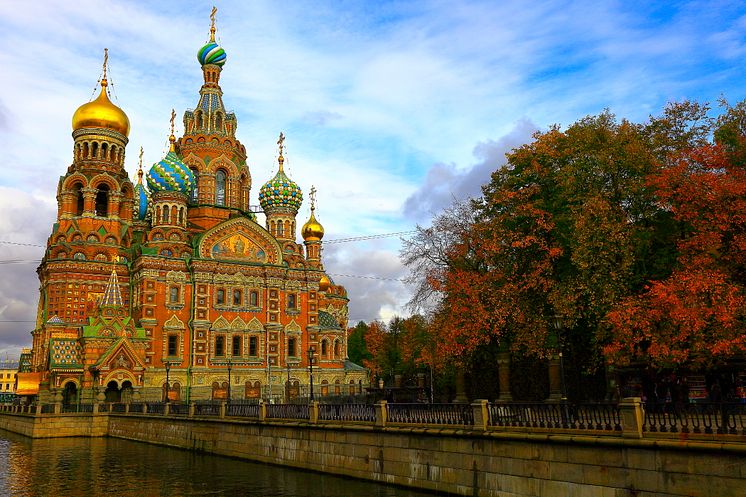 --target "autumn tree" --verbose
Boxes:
[604,143,746,368]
